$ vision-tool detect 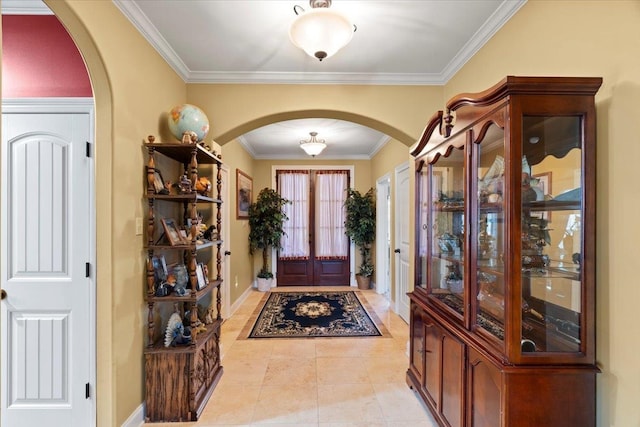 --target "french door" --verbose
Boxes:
[276,169,350,286]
